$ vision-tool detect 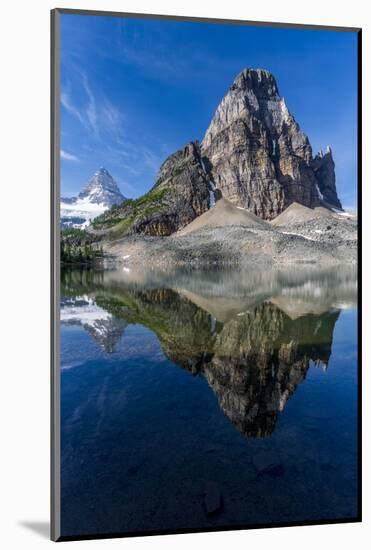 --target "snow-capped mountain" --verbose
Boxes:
[61,167,126,229]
